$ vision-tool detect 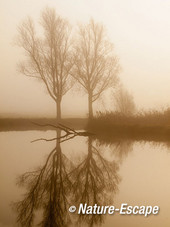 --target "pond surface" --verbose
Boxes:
[0,130,170,227]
